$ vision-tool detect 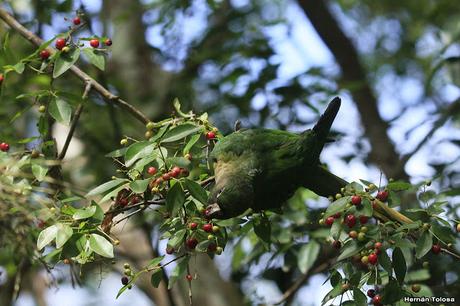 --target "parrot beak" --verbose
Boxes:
[205,203,223,219]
